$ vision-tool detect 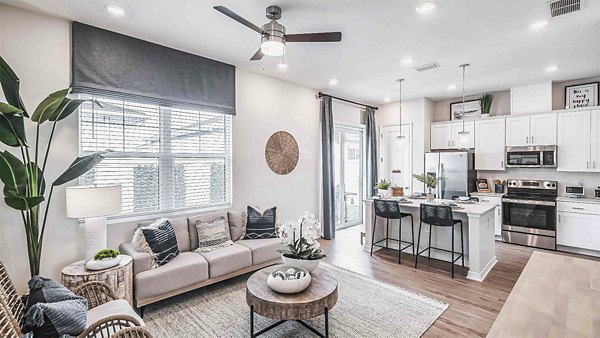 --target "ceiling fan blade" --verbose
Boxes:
[250,48,264,61]
[285,32,342,43]
[213,6,264,34]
